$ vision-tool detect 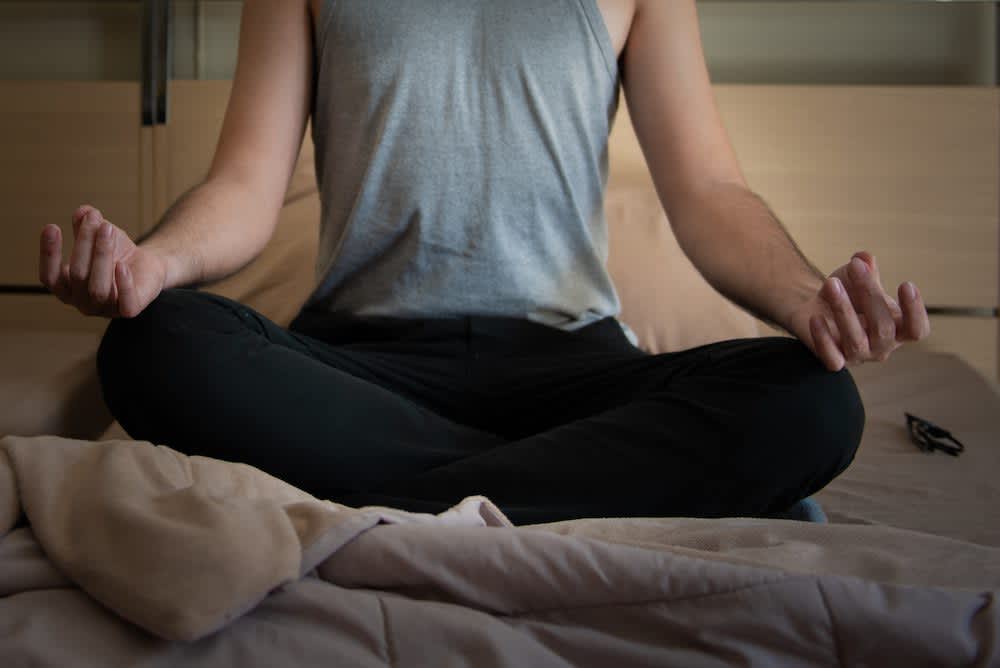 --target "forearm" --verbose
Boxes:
[136,178,277,290]
[668,181,825,332]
